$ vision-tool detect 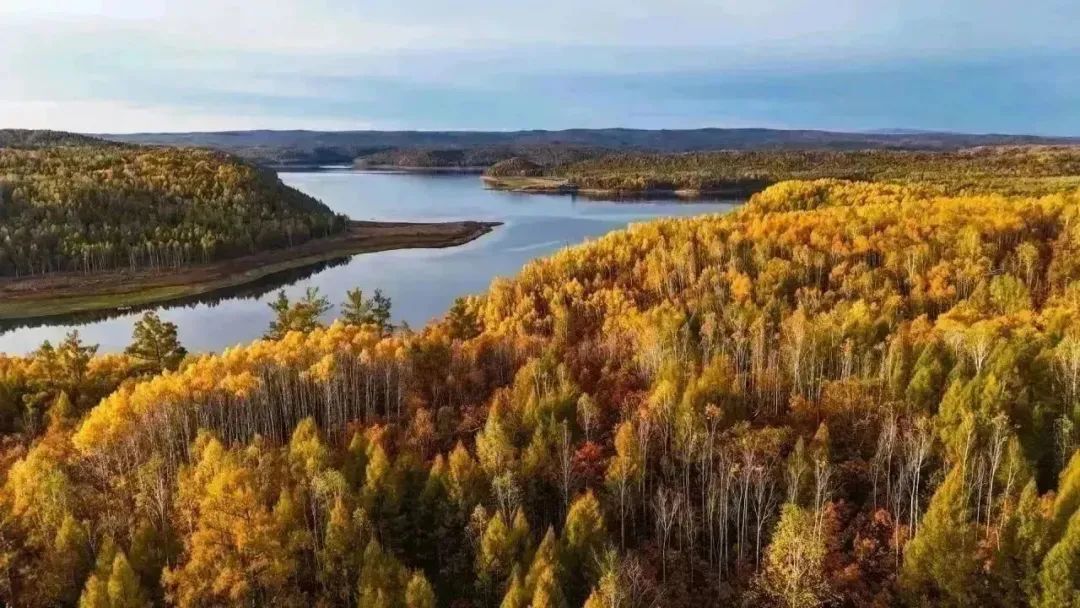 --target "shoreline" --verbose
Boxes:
[0,220,499,322]
[480,176,767,199]
[354,164,488,174]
